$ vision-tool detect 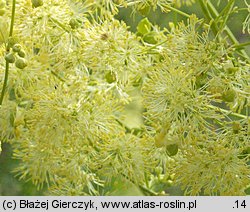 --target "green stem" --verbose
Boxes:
[0,62,10,105]
[9,0,16,38]
[139,39,168,54]
[50,70,66,82]
[237,8,248,12]
[164,5,190,18]
[50,17,70,33]
[232,41,250,49]
[197,0,221,41]
[208,105,249,119]
[204,0,249,59]
[0,0,16,106]
[126,1,142,7]
[164,5,210,29]
[121,173,158,196]
[173,8,178,25]
[138,184,158,196]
